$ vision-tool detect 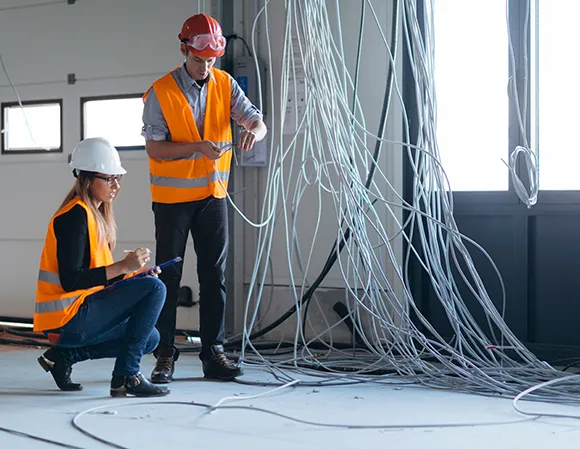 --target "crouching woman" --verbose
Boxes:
[34,137,169,397]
